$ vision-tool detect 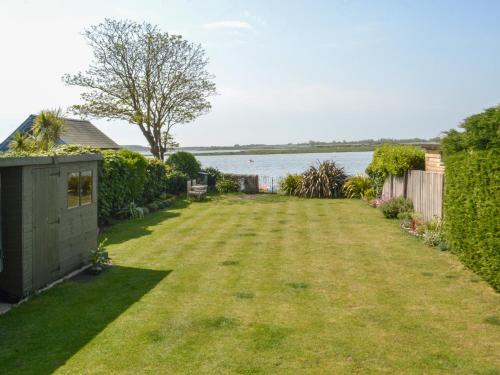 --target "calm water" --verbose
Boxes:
[197,151,373,178]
